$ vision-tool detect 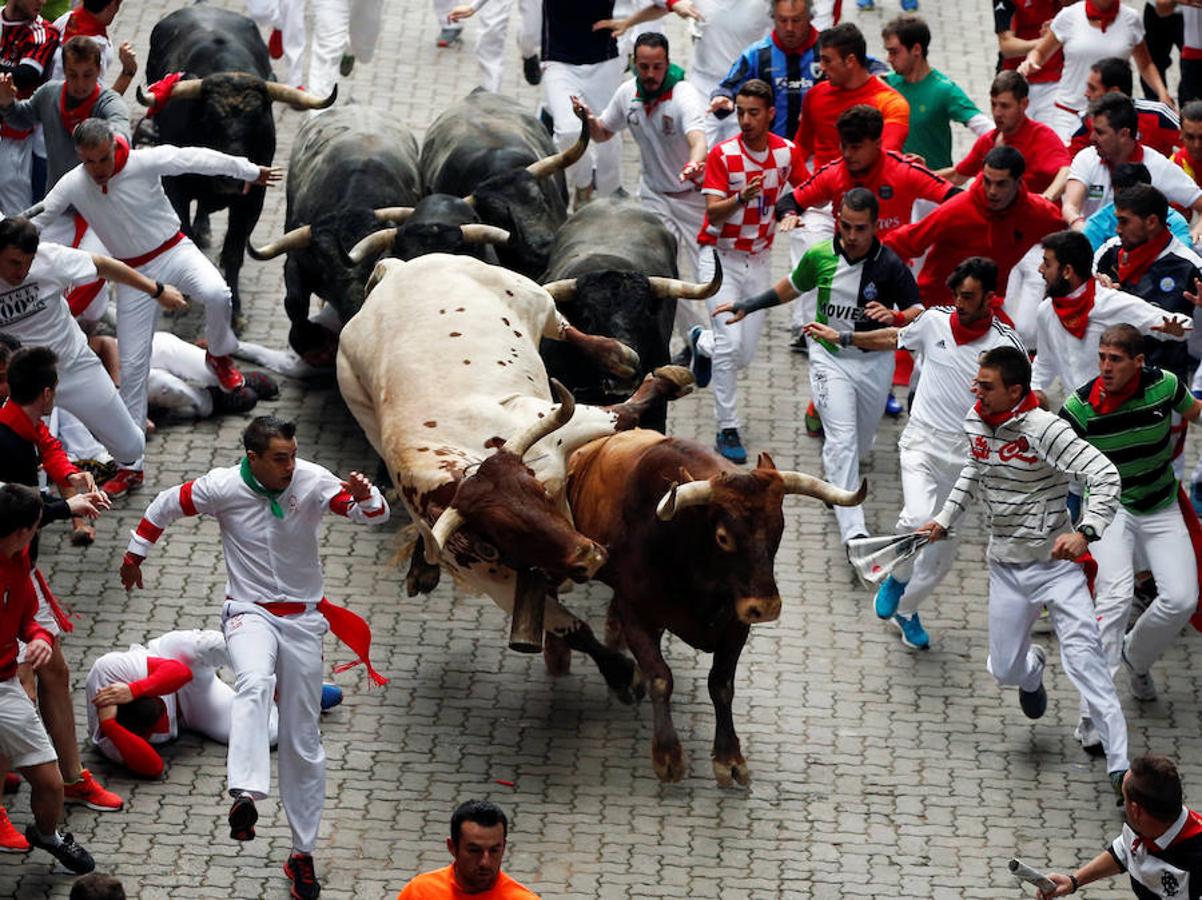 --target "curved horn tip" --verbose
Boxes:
[348,228,398,265]
[136,84,152,107]
[548,377,575,415]
[655,483,679,521]
[246,242,270,261]
[853,479,868,503]
[315,82,338,109]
